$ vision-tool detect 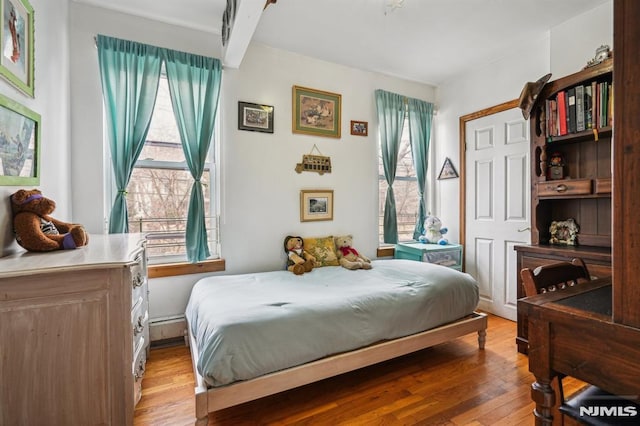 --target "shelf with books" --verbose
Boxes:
[528,59,612,251]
